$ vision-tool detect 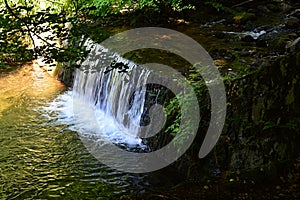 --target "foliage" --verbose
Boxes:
[0,0,88,67]
[0,0,228,68]
[204,1,223,12]
[0,0,232,71]
[0,0,196,68]
[80,0,194,17]
[162,66,210,152]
